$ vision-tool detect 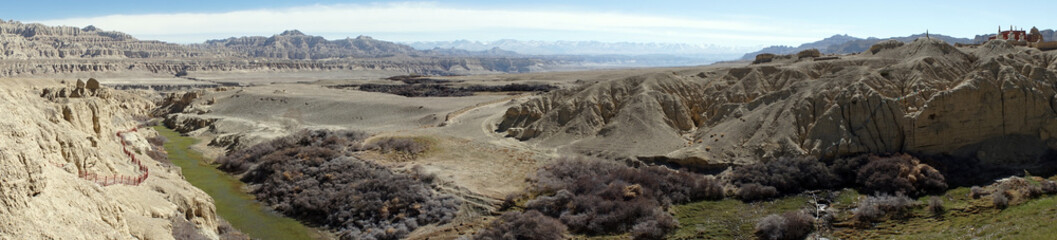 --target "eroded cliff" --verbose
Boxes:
[497,38,1057,170]
[0,78,221,239]
[0,20,563,77]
